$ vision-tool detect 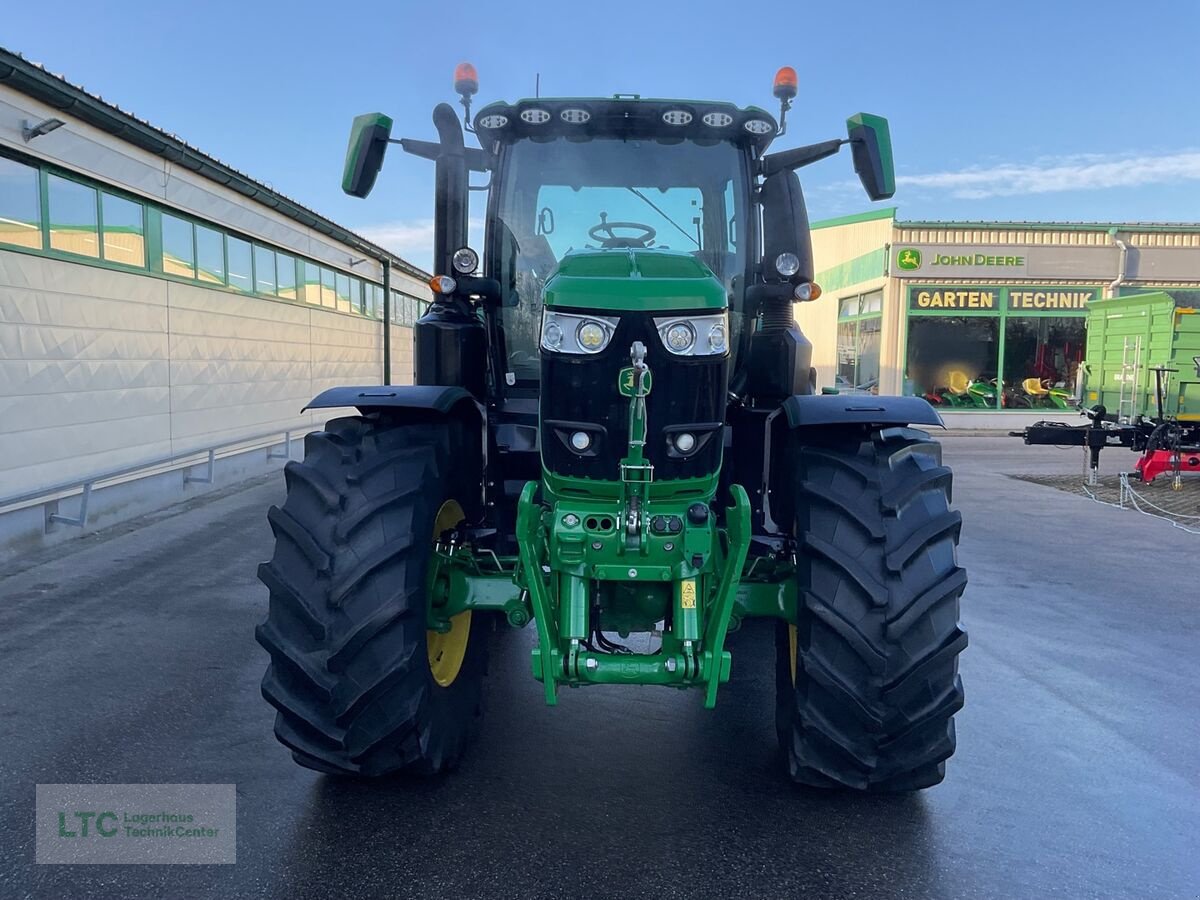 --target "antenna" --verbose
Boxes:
[535,73,540,98]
